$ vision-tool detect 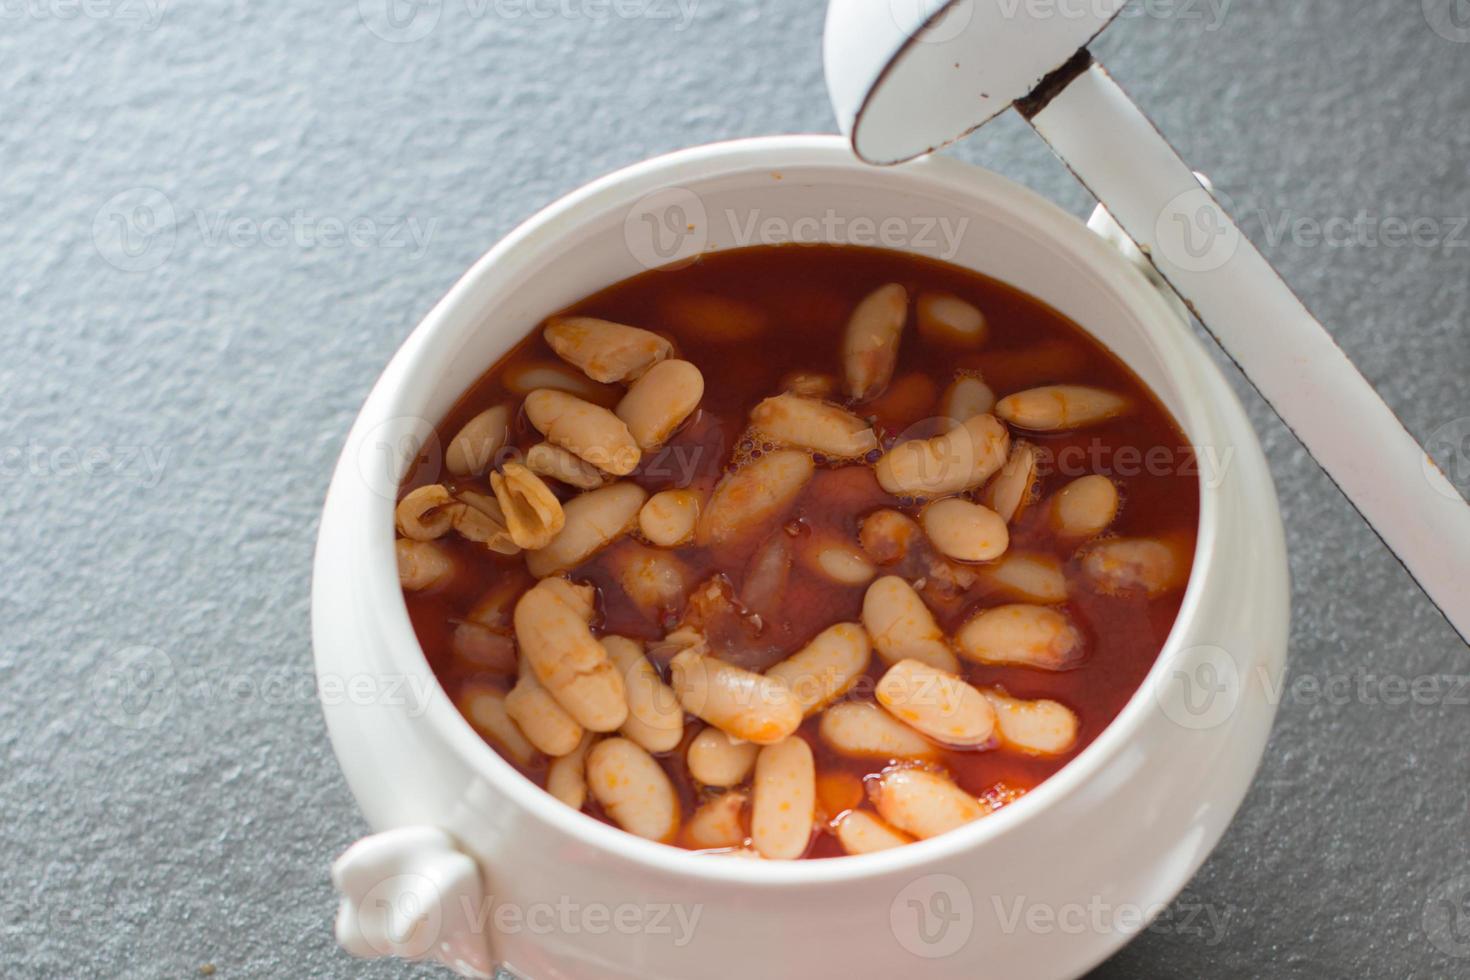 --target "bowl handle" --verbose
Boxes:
[331,826,500,978]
